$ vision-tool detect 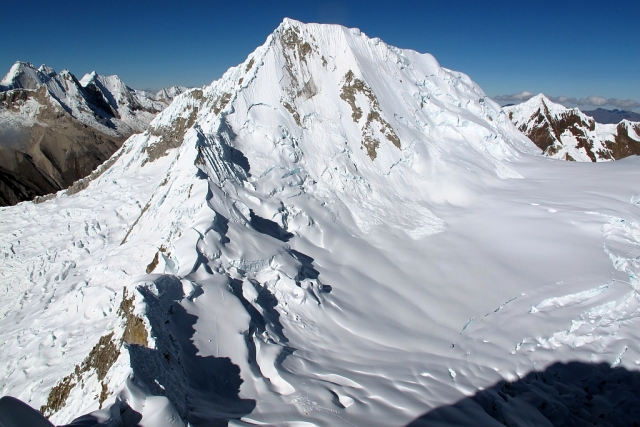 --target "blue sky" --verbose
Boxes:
[3,0,639,110]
